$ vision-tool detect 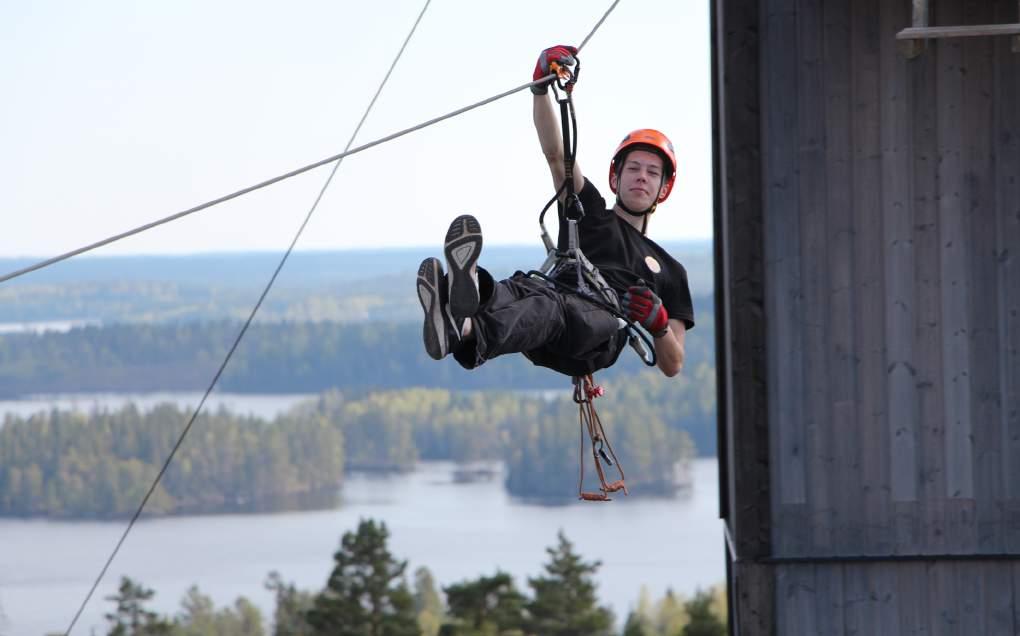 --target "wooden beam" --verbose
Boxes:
[896,23,1020,40]
[897,1,1020,56]
[716,0,772,563]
